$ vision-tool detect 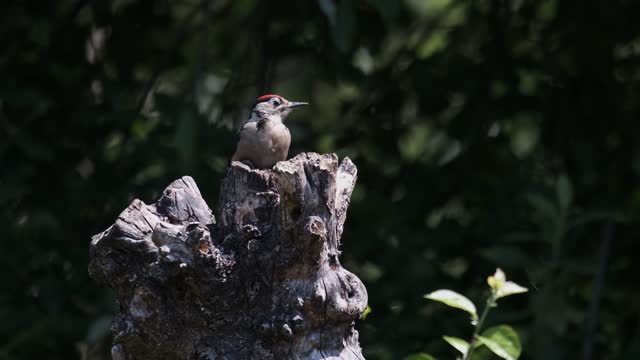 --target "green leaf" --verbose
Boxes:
[495,281,528,299]
[487,269,528,299]
[476,325,522,360]
[442,336,469,356]
[361,306,372,320]
[404,353,437,360]
[556,174,572,210]
[425,290,477,321]
[468,345,495,360]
